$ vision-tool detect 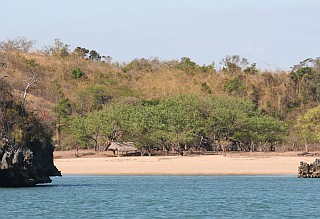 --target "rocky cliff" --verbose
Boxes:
[0,81,61,187]
[0,138,61,187]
